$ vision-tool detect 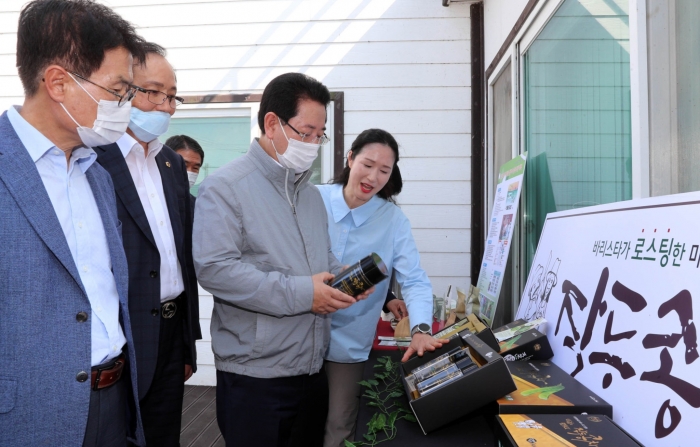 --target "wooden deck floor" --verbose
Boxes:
[181,385,224,447]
